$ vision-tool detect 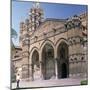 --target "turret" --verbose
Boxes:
[29,2,44,32]
[19,21,24,47]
